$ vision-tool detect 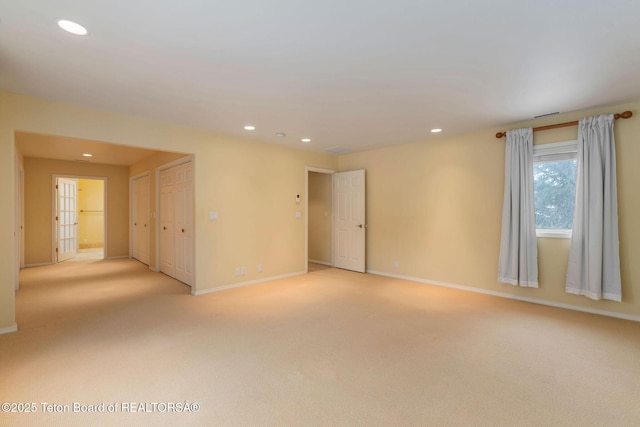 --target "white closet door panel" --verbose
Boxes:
[159,161,193,286]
